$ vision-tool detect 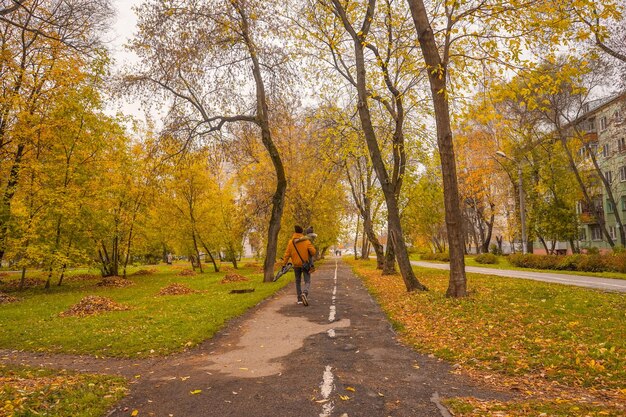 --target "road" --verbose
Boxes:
[411,261,626,293]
